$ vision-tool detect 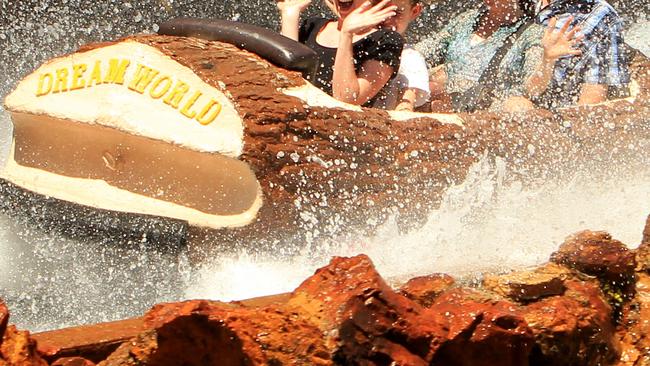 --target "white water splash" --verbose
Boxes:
[186,157,650,302]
